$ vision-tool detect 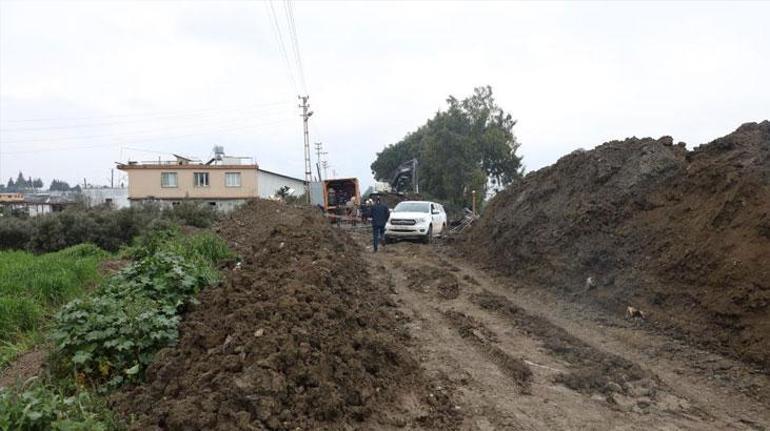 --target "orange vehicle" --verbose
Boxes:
[309,178,361,223]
